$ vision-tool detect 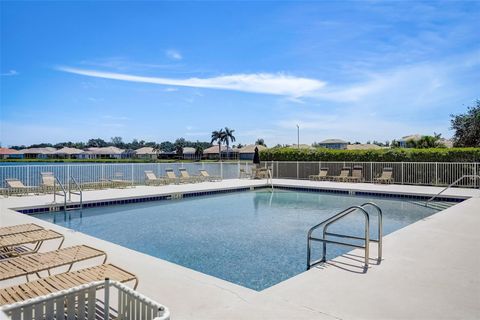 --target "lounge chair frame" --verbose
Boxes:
[309,168,329,181]
[0,229,64,257]
[0,245,107,282]
[164,169,179,184]
[0,224,43,237]
[5,179,40,196]
[345,166,364,183]
[329,167,351,182]
[199,169,221,182]
[374,167,394,184]
[178,168,200,183]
